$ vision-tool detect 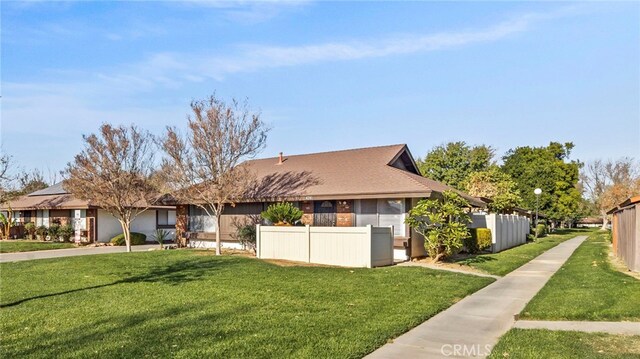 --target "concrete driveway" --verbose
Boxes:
[0,244,161,263]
